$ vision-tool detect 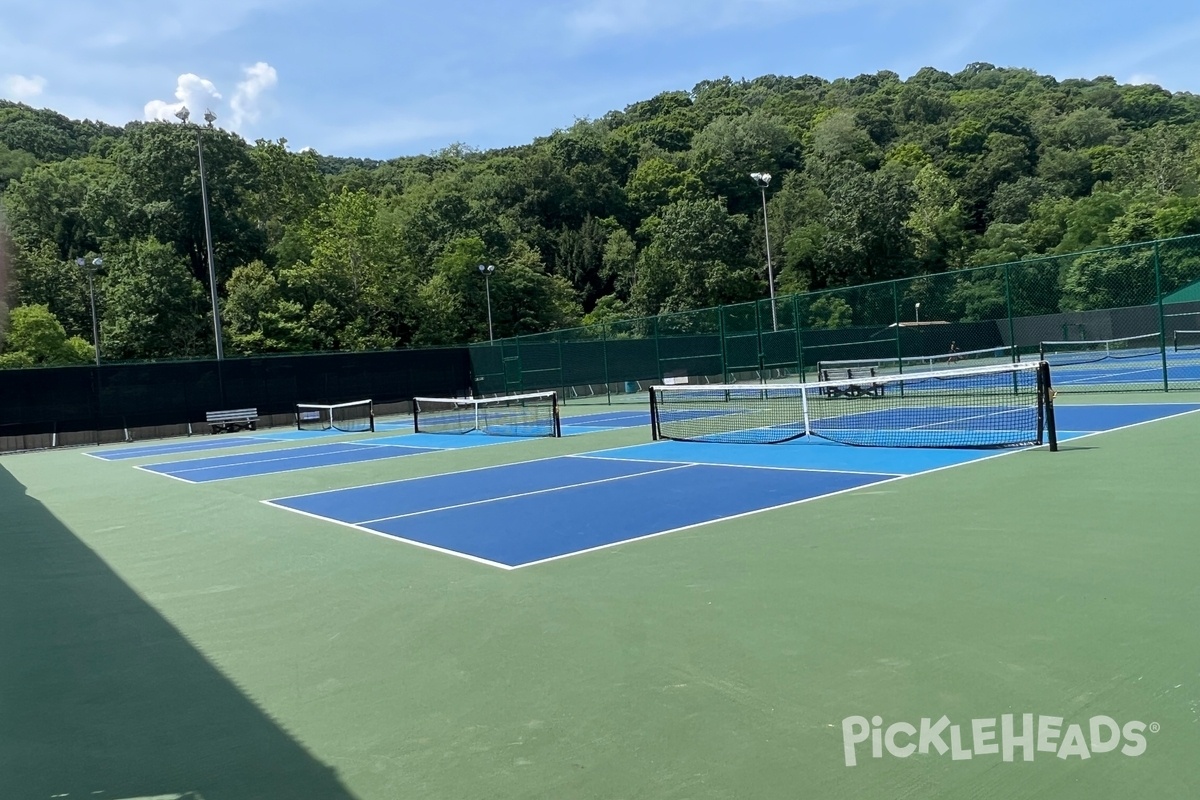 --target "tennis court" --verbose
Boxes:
[262,402,1196,569]
[1042,335,1200,388]
[4,377,1200,799]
